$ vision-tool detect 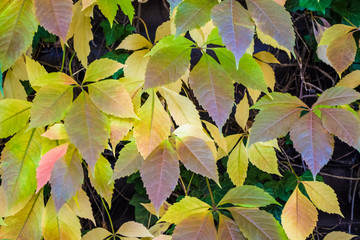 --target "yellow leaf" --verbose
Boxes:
[124,49,150,80]
[225,134,243,152]
[68,190,95,224]
[82,227,112,240]
[247,141,281,176]
[117,221,154,238]
[254,51,280,64]
[34,72,78,86]
[336,70,360,88]
[255,59,276,91]
[41,123,69,140]
[67,1,93,67]
[83,58,125,83]
[12,56,28,80]
[318,24,356,46]
[235,93,249,130]
[133,90,171,158]
[155,20,171,43]
[256,29,292,57]
[109,117,134,149]
[160,196,211,224]
[227,141,248,187]
[117,34,152,50]
[42,197,81,240]
[281,186,318,240]
[323,231,357,240]
[141,201,171,218]
[3,69,27,100]
[247,88,261,102]
[25,56,48,91]
[302,181,343,217]
[0,0,38,71]
[149,222,172,237]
